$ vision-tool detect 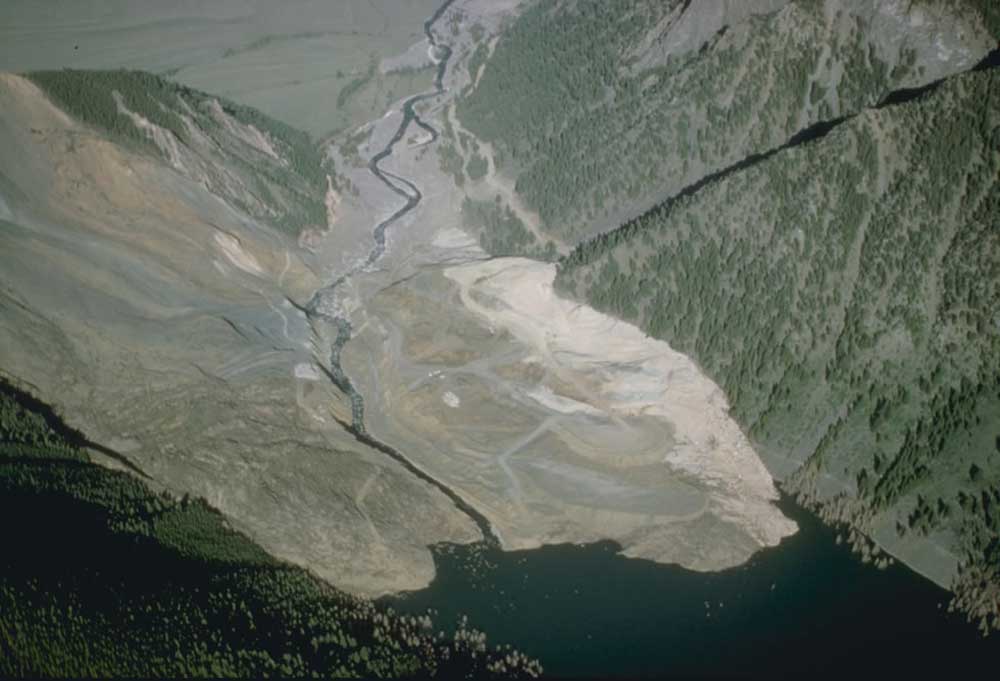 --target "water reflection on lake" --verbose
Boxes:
[380,495,998,678]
